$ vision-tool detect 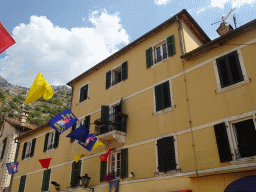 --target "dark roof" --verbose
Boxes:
[5,117,35,130]
[67,9,210,86]
[181,19,256,60]
[15,122,49,140]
